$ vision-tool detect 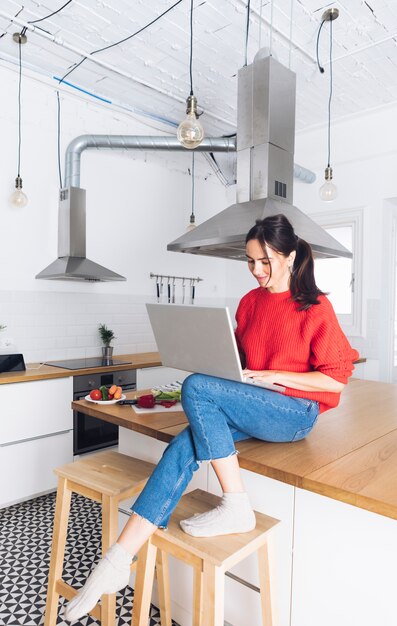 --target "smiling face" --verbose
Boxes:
[246,238,295,293]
